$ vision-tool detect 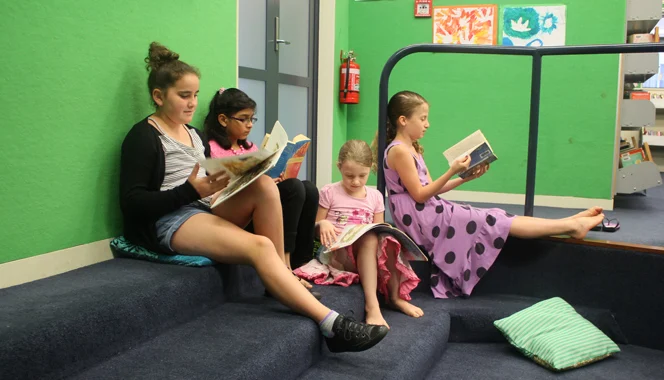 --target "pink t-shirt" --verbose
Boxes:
[319,182,385,229]
[209,139,258,158]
